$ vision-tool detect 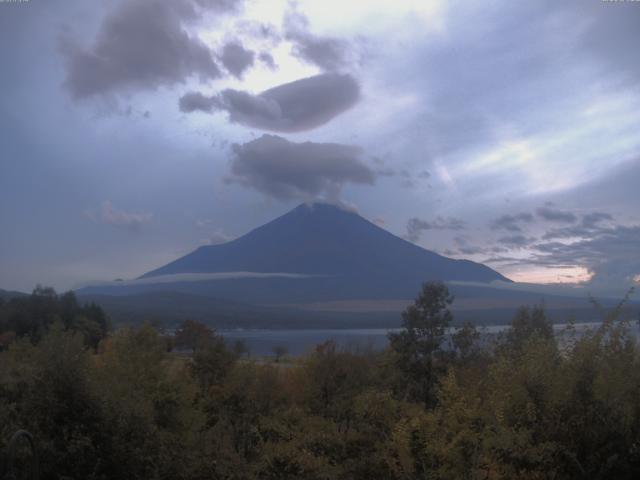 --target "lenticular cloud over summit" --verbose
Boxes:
[179,73,360,132]
[226,135,375,200]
